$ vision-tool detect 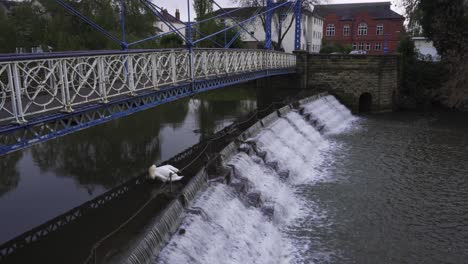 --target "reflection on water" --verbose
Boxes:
[0,85,258,244]
[0,152,22,197]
